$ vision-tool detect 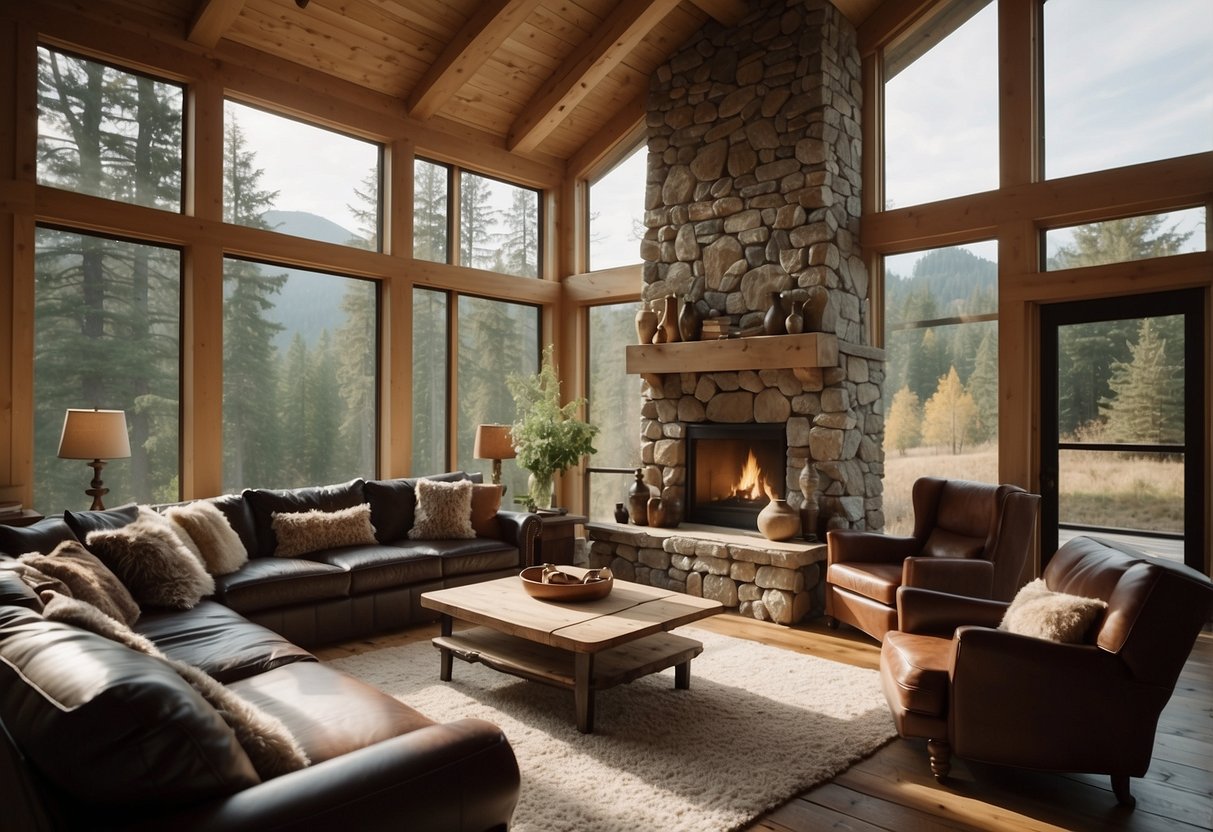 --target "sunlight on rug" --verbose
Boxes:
[327,628,895,832]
